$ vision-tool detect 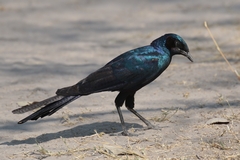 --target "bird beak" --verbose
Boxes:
[180,50,193,62]
[171,47,193,62]
[186,52,193,62]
